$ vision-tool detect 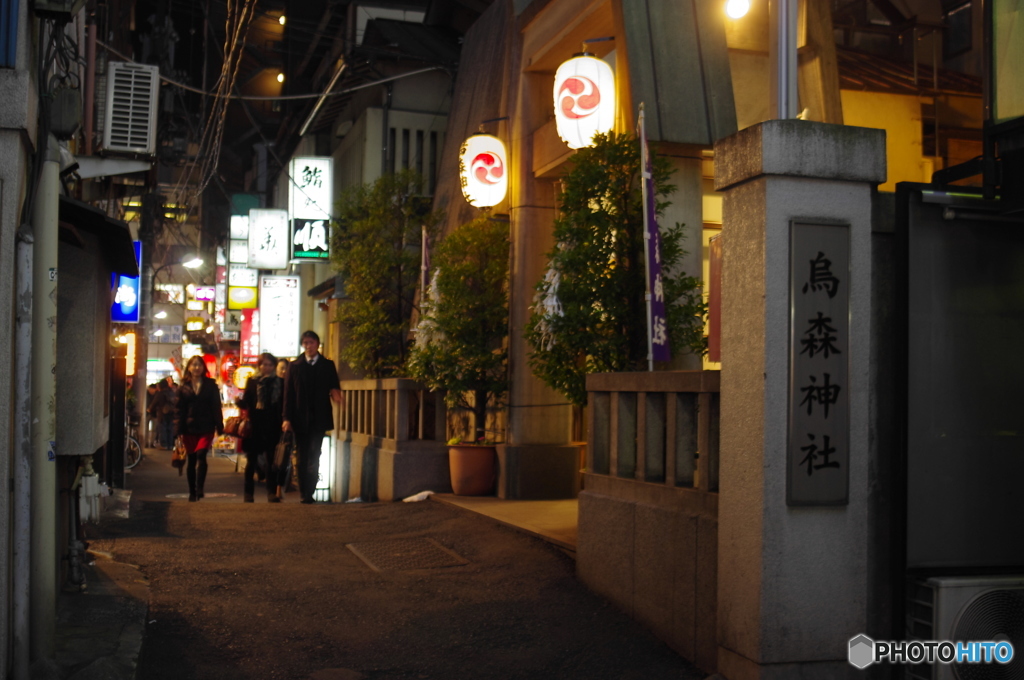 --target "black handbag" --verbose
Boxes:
[273,431,295,470]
